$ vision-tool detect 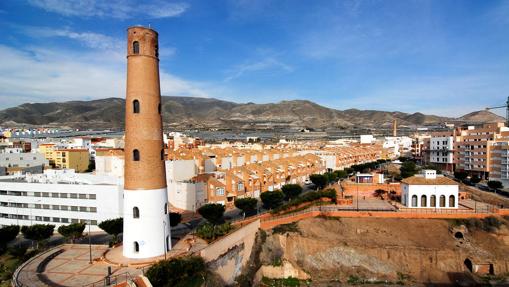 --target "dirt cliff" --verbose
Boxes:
[257,217,509,286]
